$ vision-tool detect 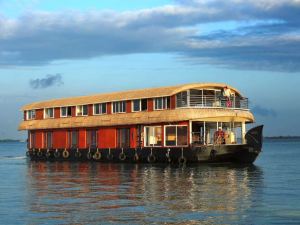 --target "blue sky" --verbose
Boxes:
[0,0,299,139]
